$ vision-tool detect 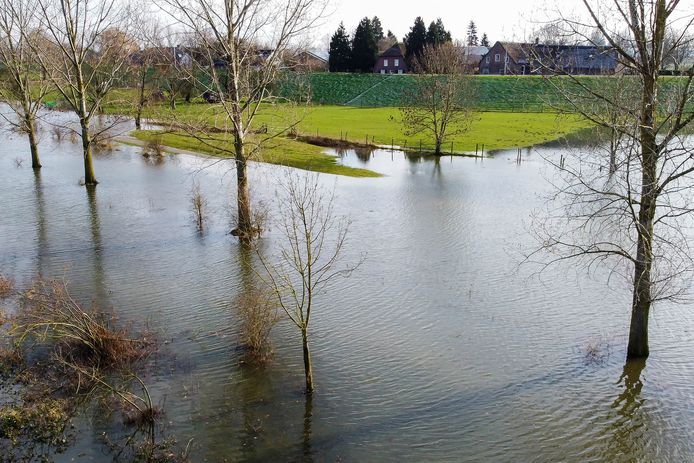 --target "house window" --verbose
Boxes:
[380,69,385,74]
[398,69,403,74]
[495,54,500,62]
[486,57,490,63]
[384,59,388,67]
[394,58,399,67]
